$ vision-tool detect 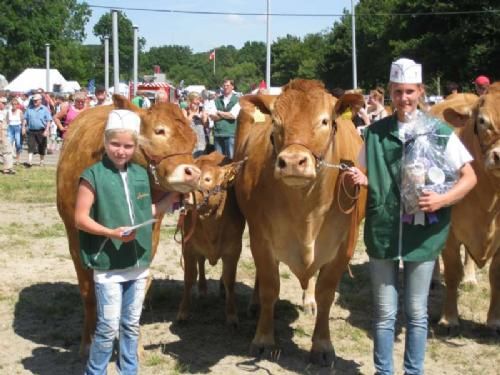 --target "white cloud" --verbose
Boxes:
[225,14,245,24]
